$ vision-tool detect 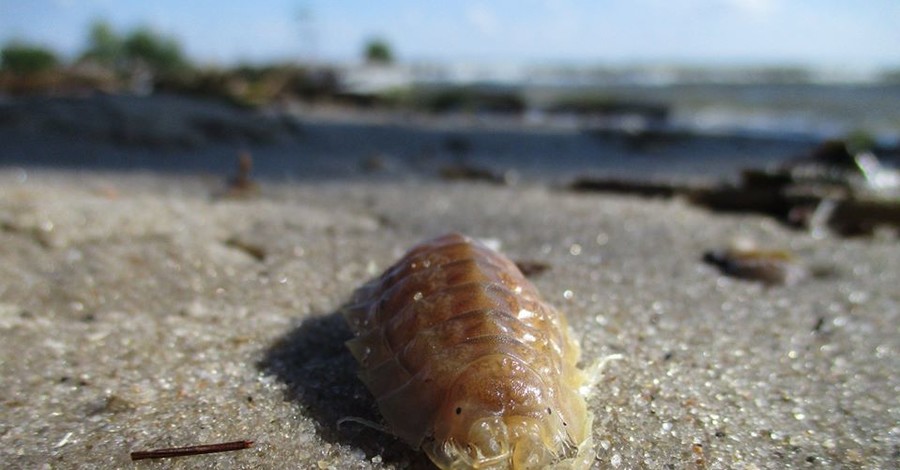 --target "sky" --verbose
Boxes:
[2,0,899,69]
